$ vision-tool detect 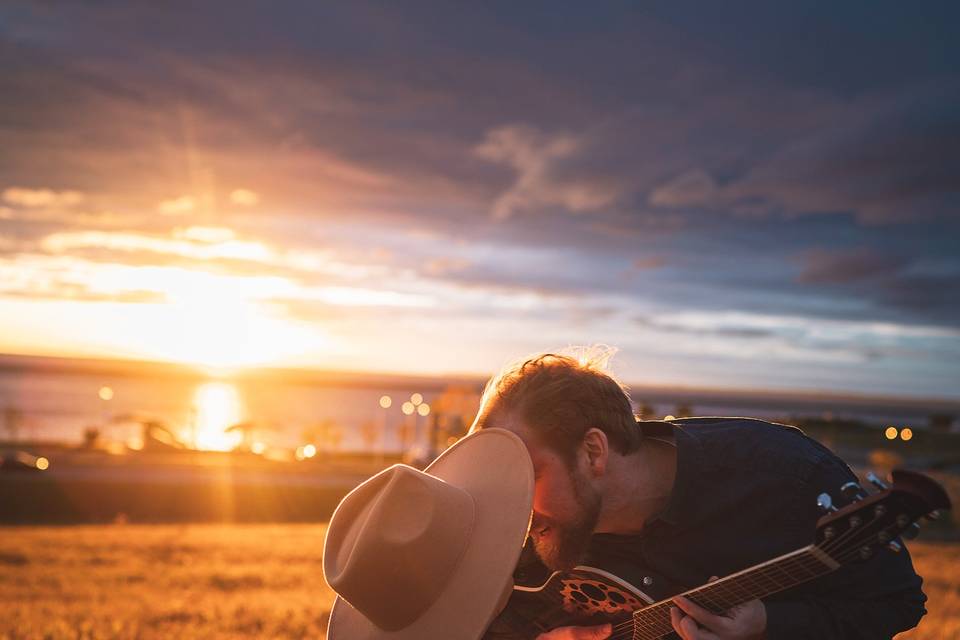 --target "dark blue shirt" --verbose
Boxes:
[585,417,927,639]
